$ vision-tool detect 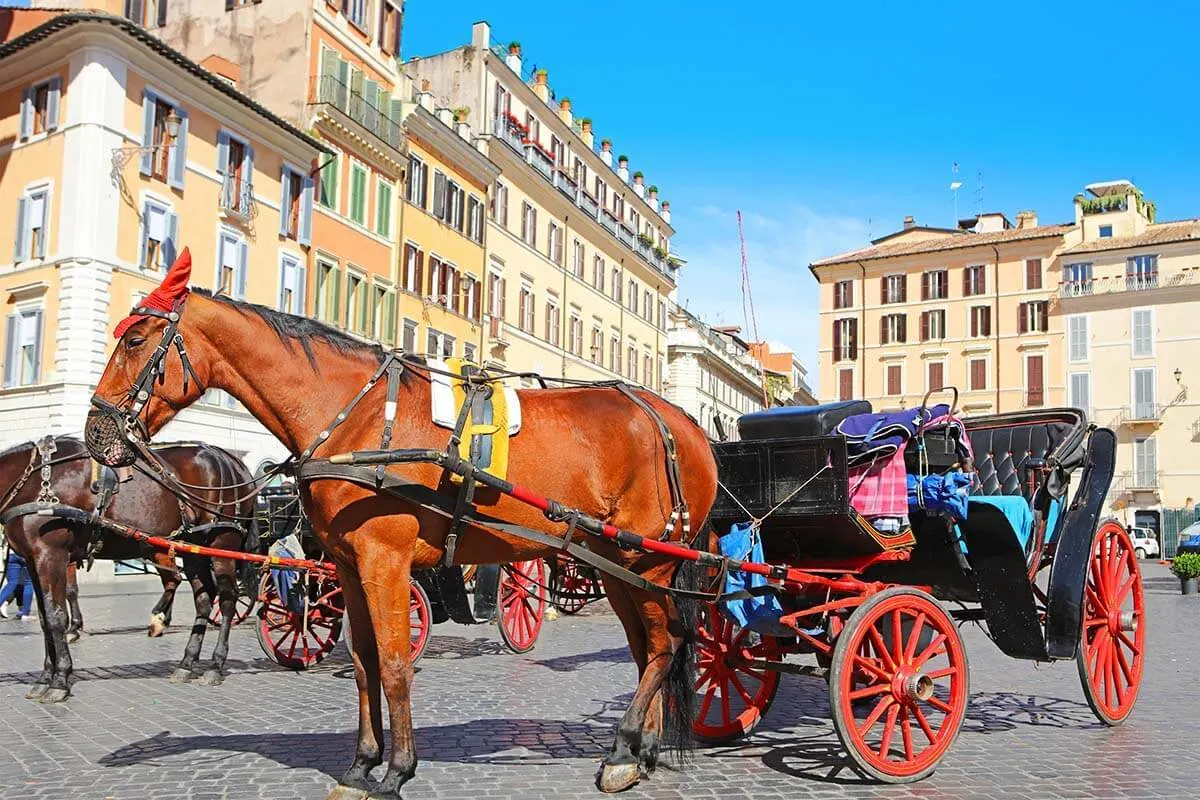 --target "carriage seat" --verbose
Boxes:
[738,400,872,441]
